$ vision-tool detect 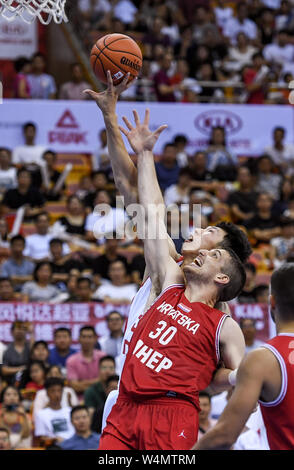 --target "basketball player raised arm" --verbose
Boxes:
[84,72,180,264]
[120,109,245,391]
